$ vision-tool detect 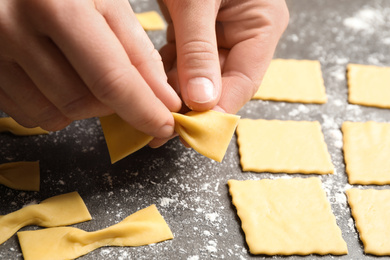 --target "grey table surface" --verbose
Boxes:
[1,0,390,259]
